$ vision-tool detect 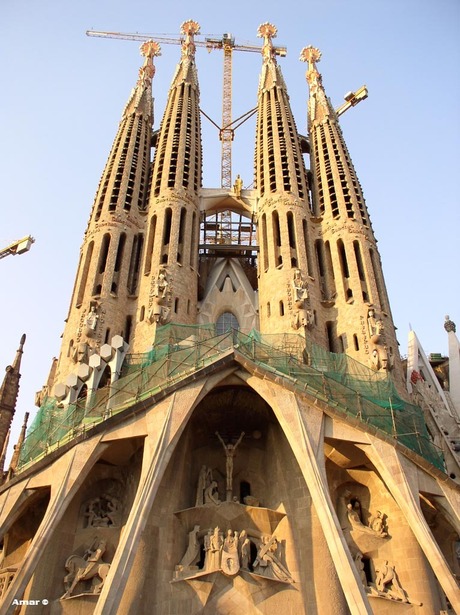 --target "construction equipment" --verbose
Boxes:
[335,85,368,117]
[86,29,287,189]
[0,236,34,261]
